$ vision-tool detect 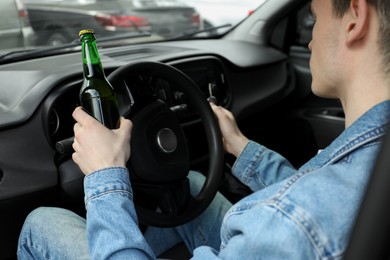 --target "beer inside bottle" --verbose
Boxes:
[79,29,120,129]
